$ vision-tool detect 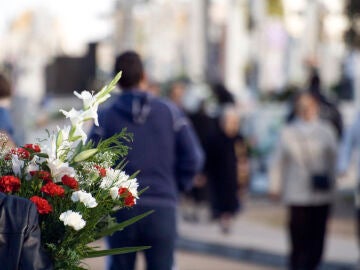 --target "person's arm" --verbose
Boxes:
[268,130,287,199]
[326,126,338,181]
[337,114,360,175]
[20,203,53,270]
[174,113,204,192]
